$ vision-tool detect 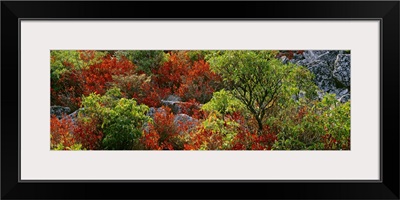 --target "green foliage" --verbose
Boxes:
[208,116,239,149]
[201,89,245,117]
[80,88,151,150]
[50,50,350,151]
[53,143,84,150]
[186,50,216,61]
[281,65,318,101]
[272,93,350,150]
[208,50,317,133]
[50,50,105,80]
[114,50,168,74]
